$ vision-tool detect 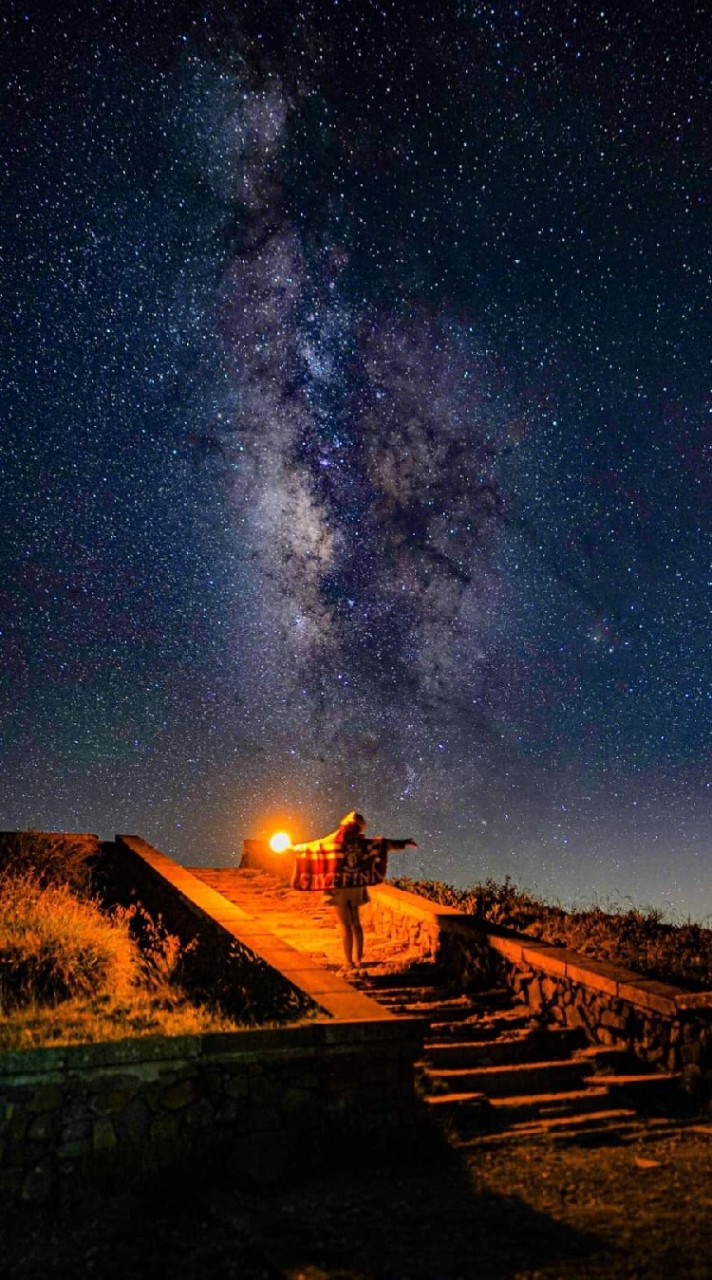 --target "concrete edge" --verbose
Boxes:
[0,1014,426,1084]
